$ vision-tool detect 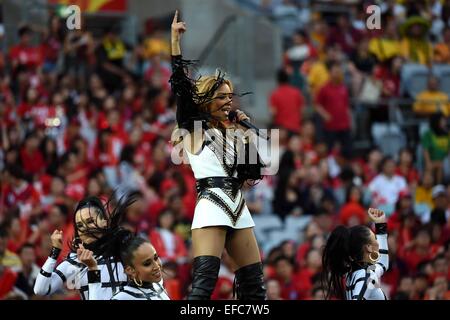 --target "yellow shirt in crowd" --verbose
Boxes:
[413,90,450,116]
[415,186,434,209]
[0,250,22,271]
[369,37,401,62]
[307,61,329,96]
